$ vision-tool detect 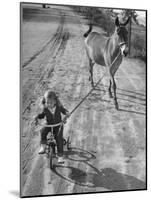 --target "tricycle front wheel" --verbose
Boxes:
[49,147,53,169]
[46,146,53,169]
